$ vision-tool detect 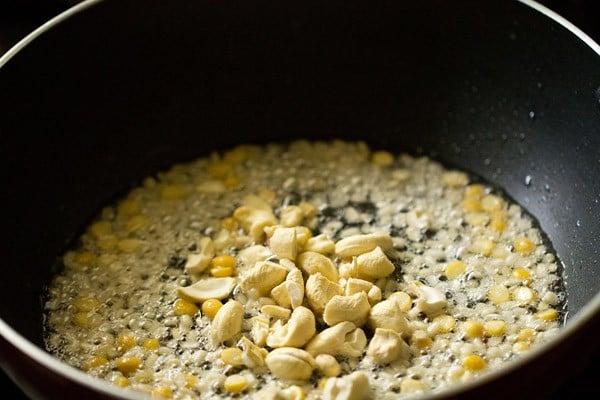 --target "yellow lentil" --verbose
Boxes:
[173,298,199,317]
[462,355,486,372]
[444,260,467,280]
[201,299,223,319]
